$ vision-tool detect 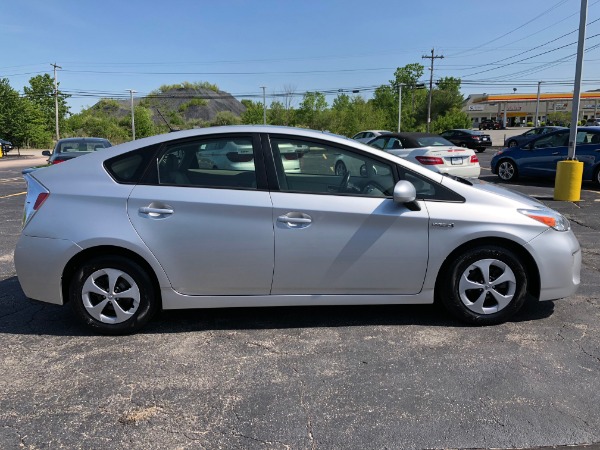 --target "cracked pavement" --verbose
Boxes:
[0,153,599,449]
